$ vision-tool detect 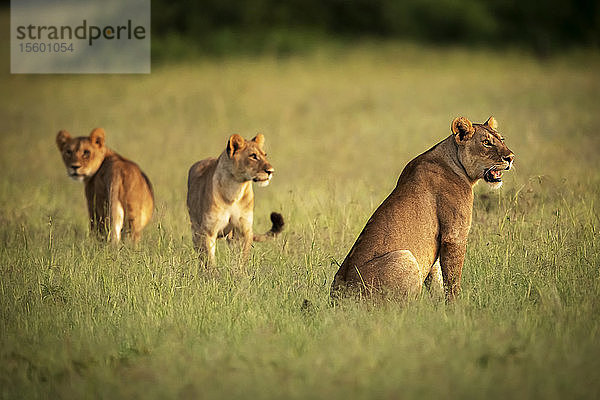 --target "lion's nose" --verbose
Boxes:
[265,167,274,175]
[502,154,514,164]
[70,165,80,171]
